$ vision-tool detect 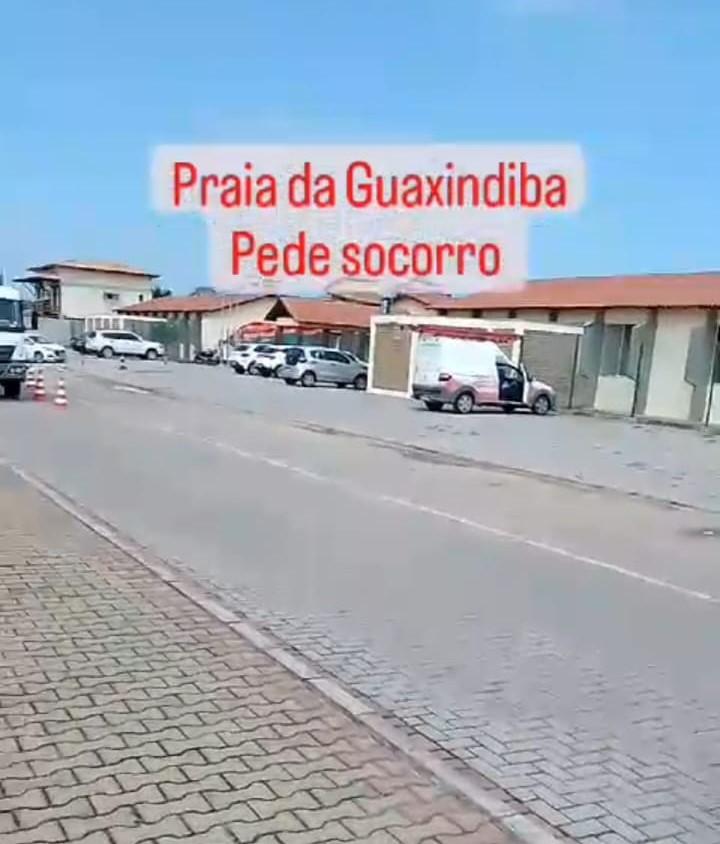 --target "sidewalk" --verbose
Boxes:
[0,466,511,844]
